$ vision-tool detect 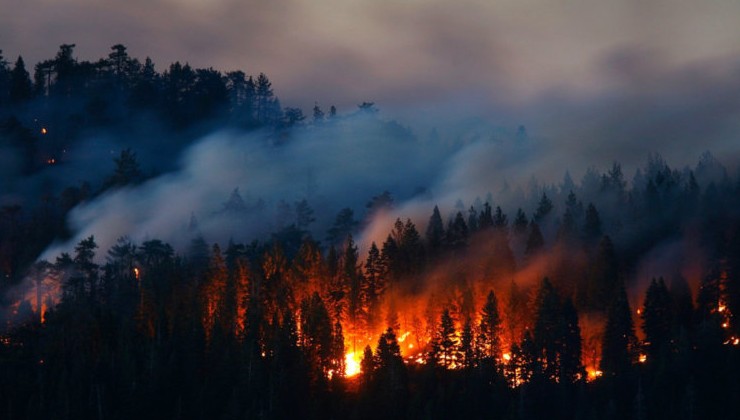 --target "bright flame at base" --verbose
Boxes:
[345,352,361,377]
[586,368,603,381]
